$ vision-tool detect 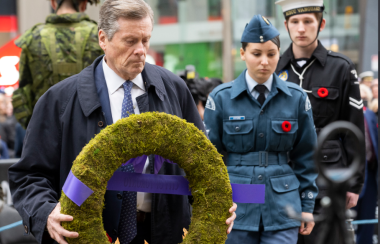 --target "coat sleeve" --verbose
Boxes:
[289,93,318,213]
[8,88,62,244]
[339,63,365,194]
[203,92,224,153]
